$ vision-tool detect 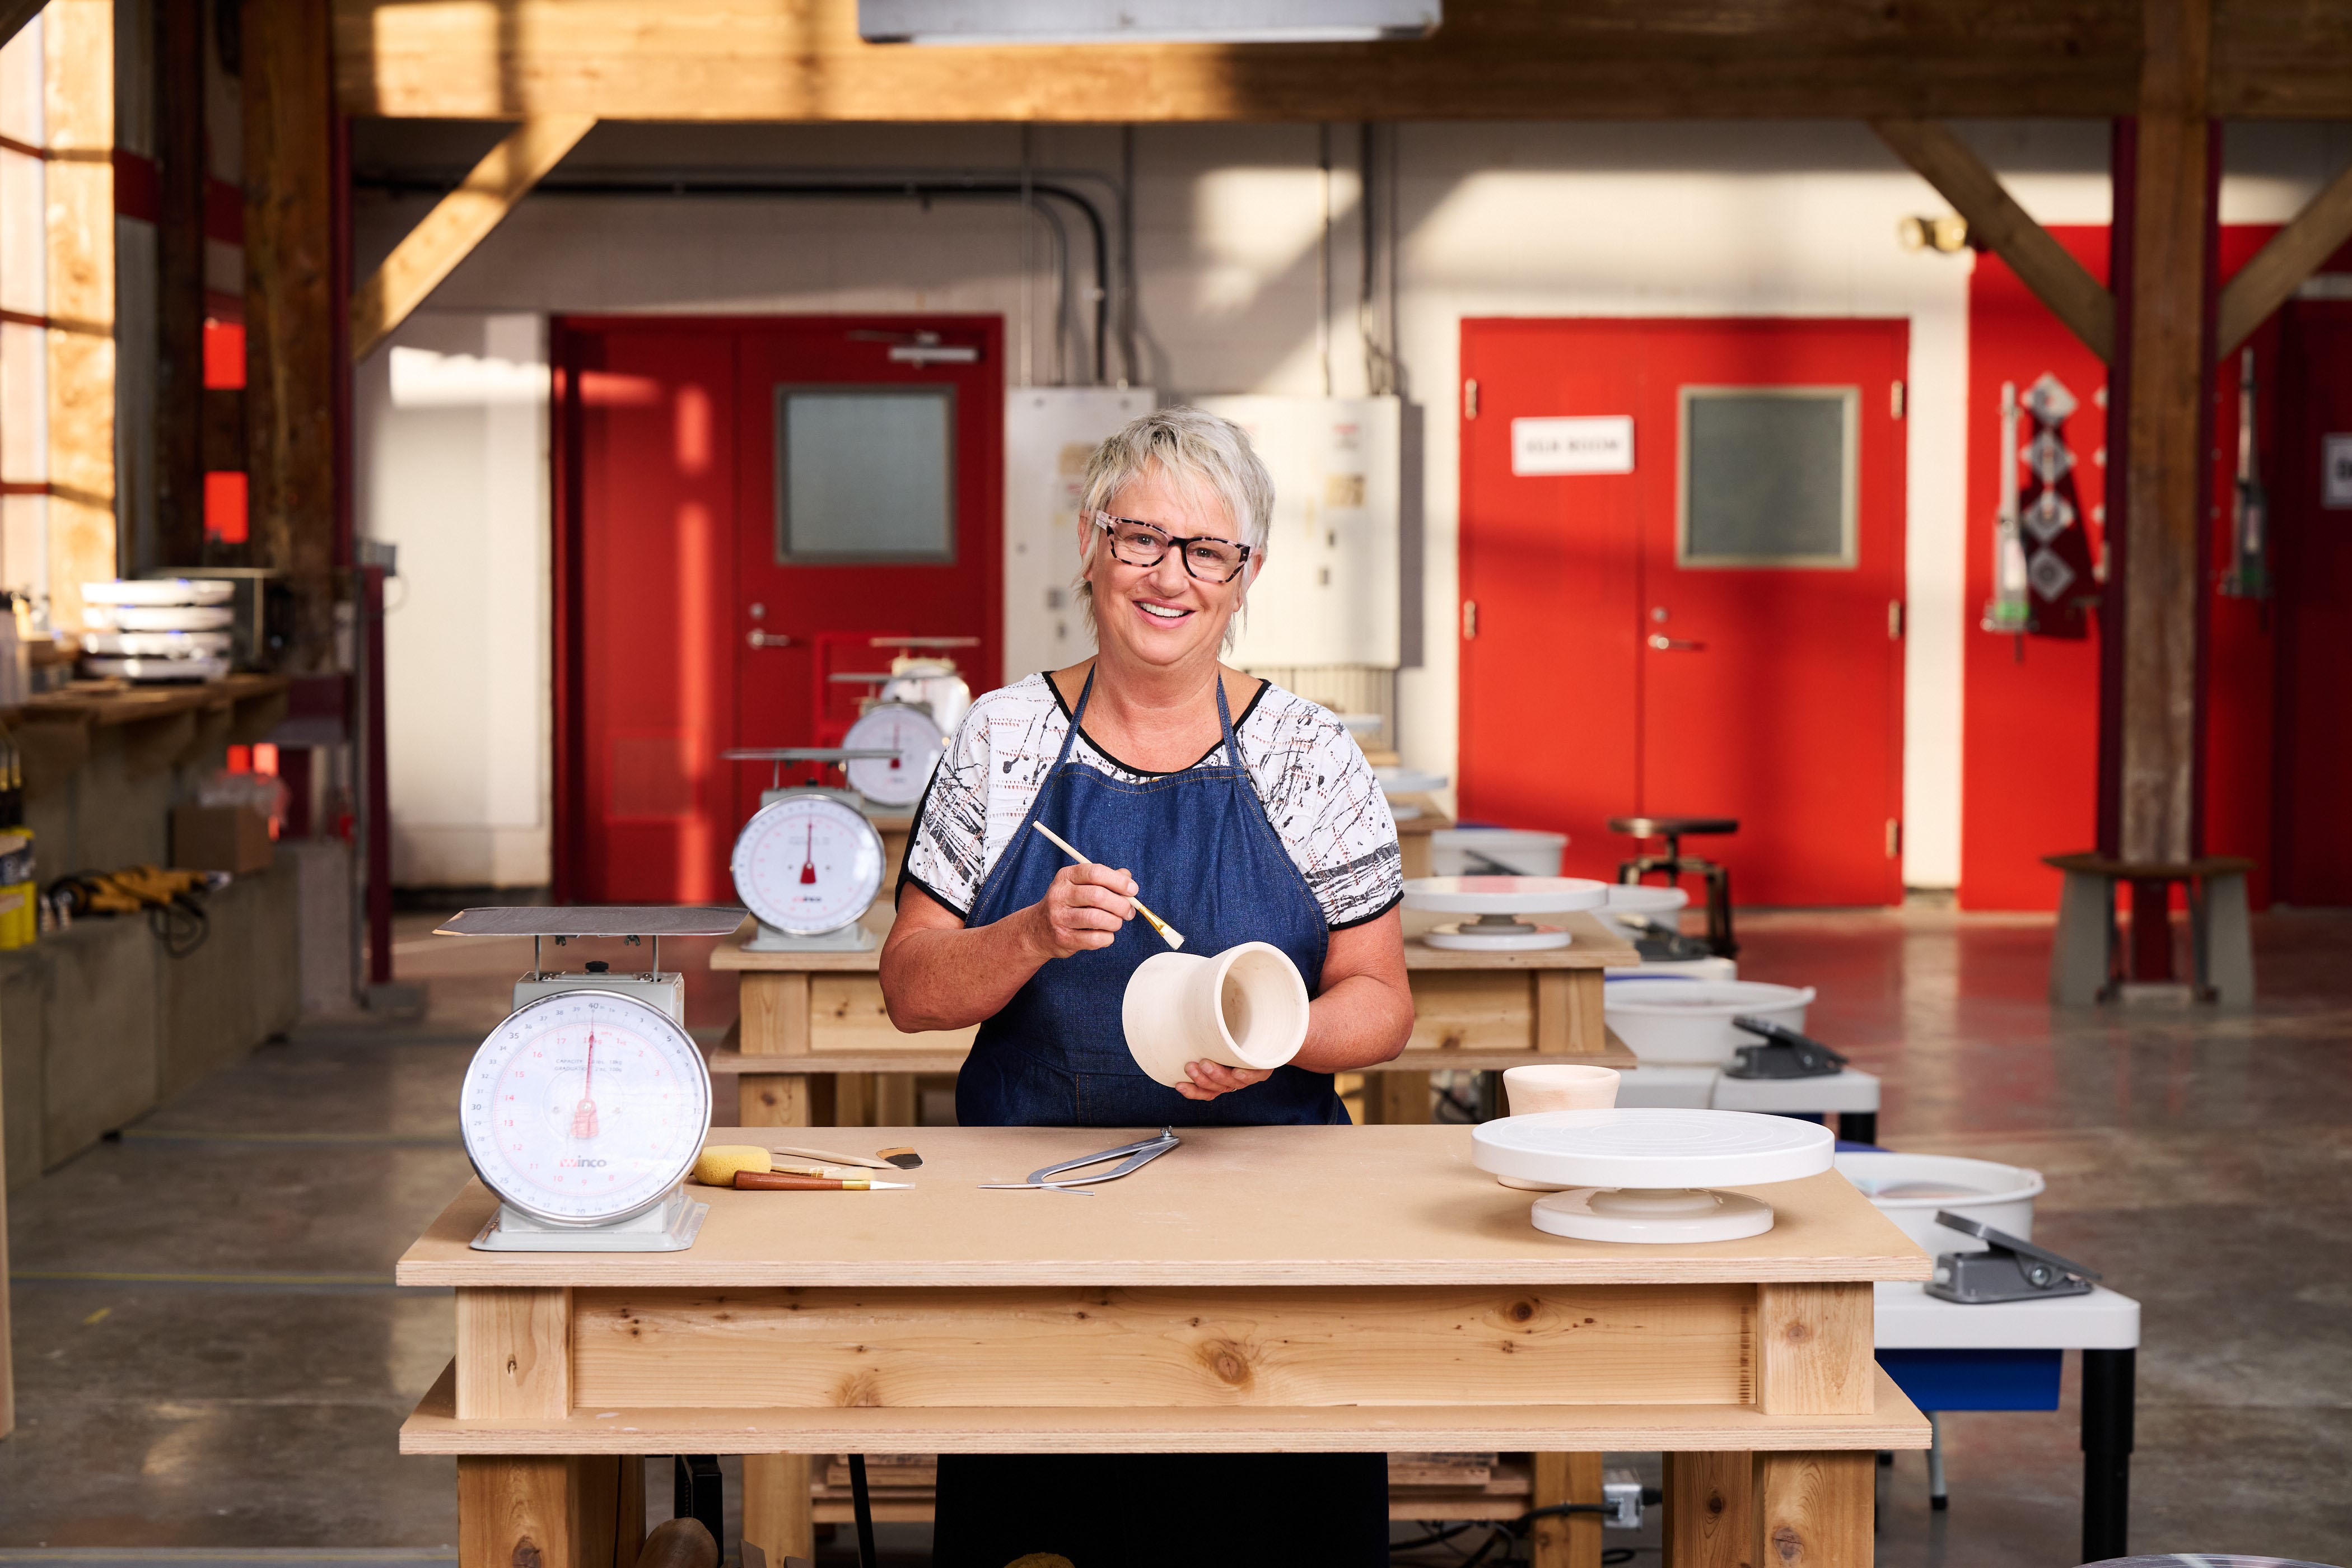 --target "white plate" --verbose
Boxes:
[78,630,234,657]
[1403,875,1611,914]
[1374,767,1448,795]
[81,655,230,683]
[81,577,236,607]
[81,604,236,631]
[1472,1108,1835,1190]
